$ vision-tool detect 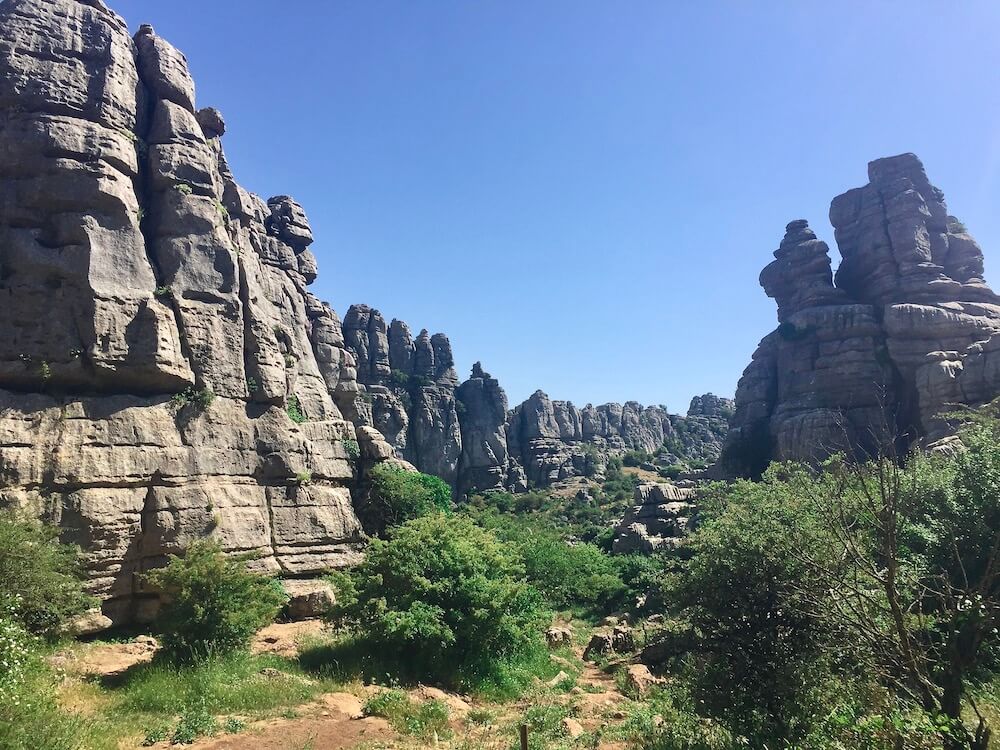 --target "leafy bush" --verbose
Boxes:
[325,514,549,693]
[171,698,218,744]
[663,467,839,742]
[343,438,360,459]
[170,387,215,410]
[144,541,287,662]
[622,449,650,467]
[365,463,452,532]
[0,511,93,639]
[388,369,410,388]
